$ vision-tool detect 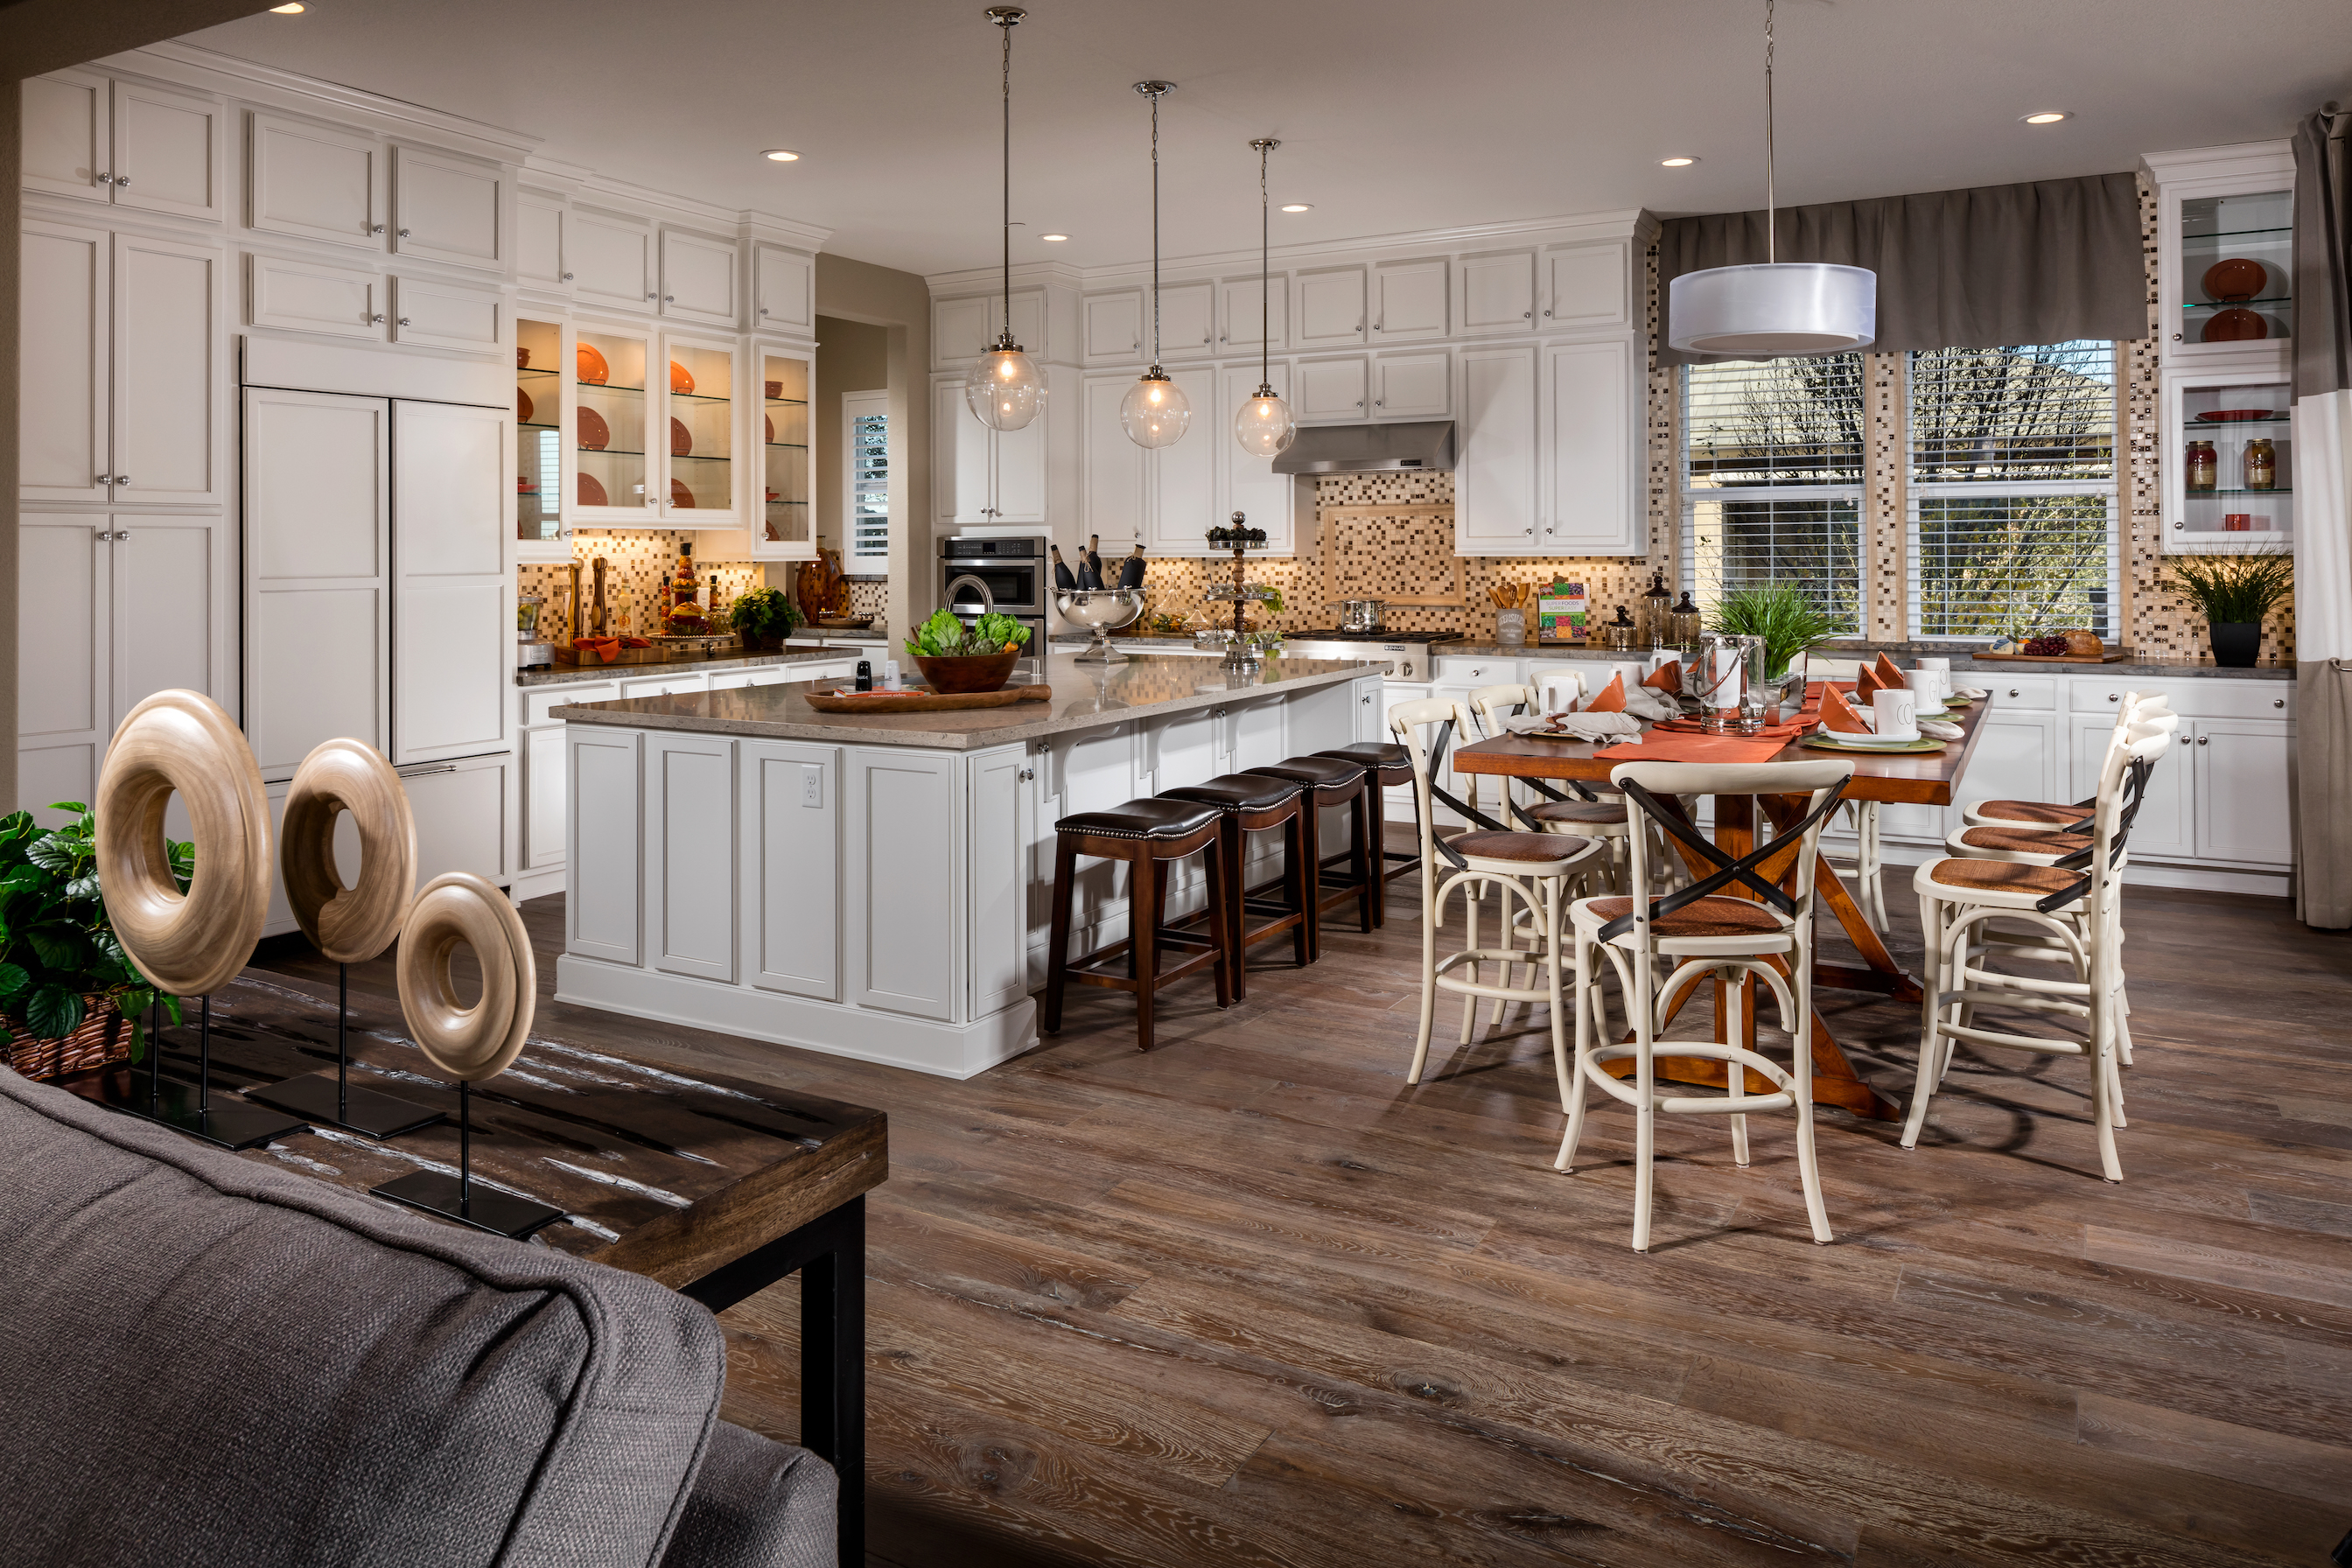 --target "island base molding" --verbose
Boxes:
[555,957,1038,1080]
